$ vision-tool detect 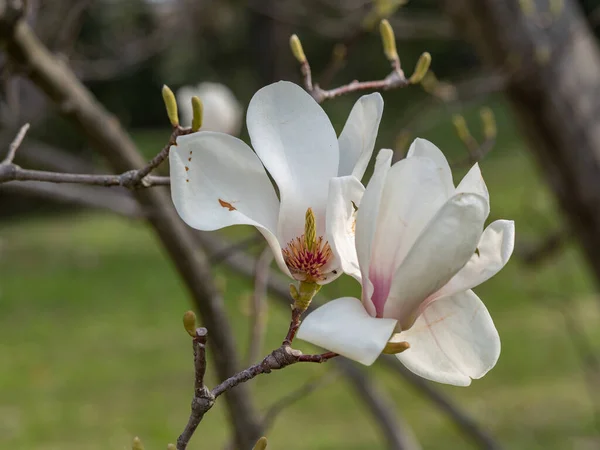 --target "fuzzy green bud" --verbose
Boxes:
[161,85,179,127]
[452,115,472,144]
[290,34,307,64]
[253,437,268,450]
[183,310,197,337]
[480,107,497,140]
[409,52,431,84]
[379,19,398,63]
[294,281,321,312]
[191,96,203,132]
[132,437,144,450]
